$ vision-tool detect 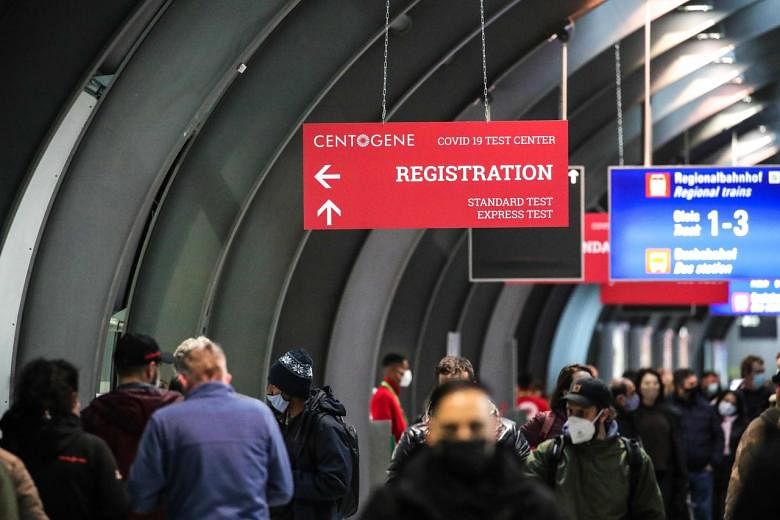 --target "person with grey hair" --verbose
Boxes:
[128,337,293,519]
